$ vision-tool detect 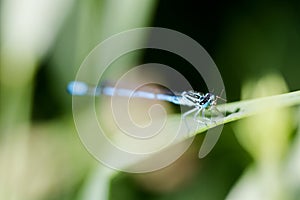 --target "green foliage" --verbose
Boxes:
[1,0,300,200]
